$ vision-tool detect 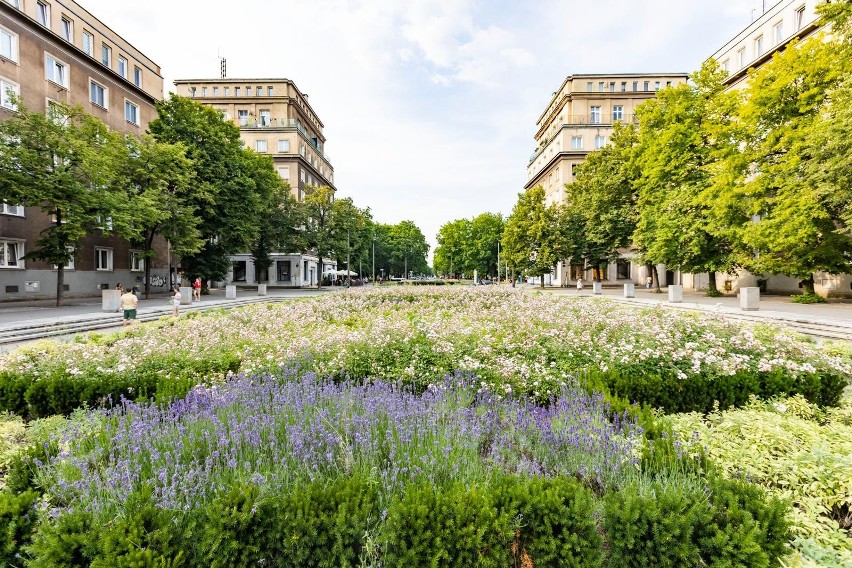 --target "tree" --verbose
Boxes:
[717,35,852,295]
[468,213,504,278]
[502,186,560,288]
[122,135,200,298]
[388,220,430,277]
[302,185,336,287]
[633,61,741,294]
[0,102,150,305]
[434,218,471,277]
[149,96,270,283]
[330,197,371,282]
[566,123,640,282]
